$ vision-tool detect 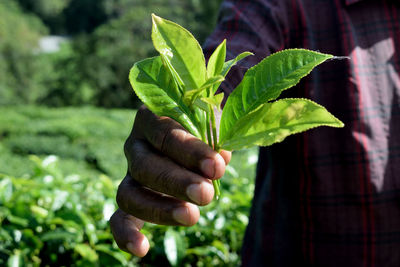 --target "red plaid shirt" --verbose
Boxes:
[204,0,400,266]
